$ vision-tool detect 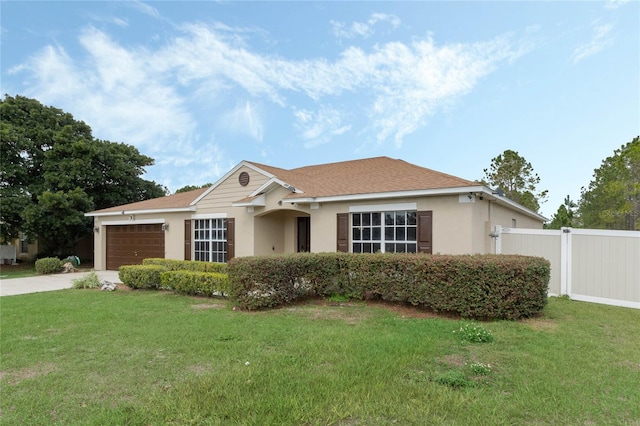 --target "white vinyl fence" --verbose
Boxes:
[494,227,640,309]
